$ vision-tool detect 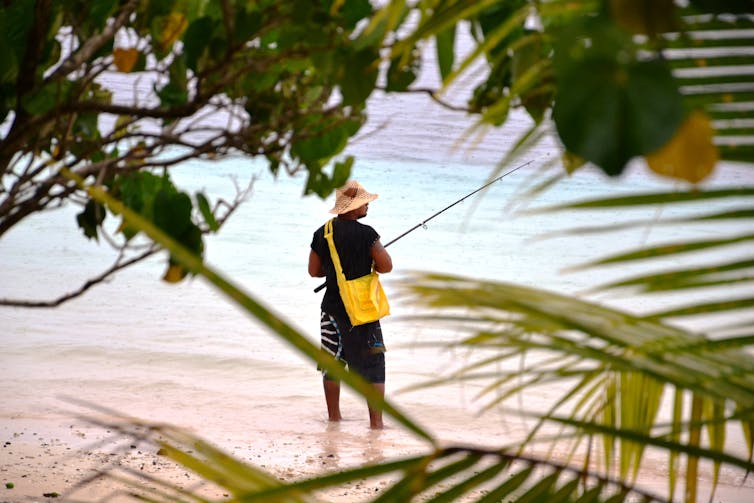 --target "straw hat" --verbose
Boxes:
[329,180,378,214]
